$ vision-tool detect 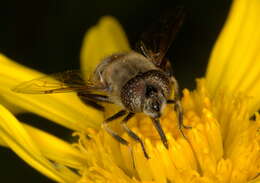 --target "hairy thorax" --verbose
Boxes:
[94,52,171,112]
[94,52,158,105]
